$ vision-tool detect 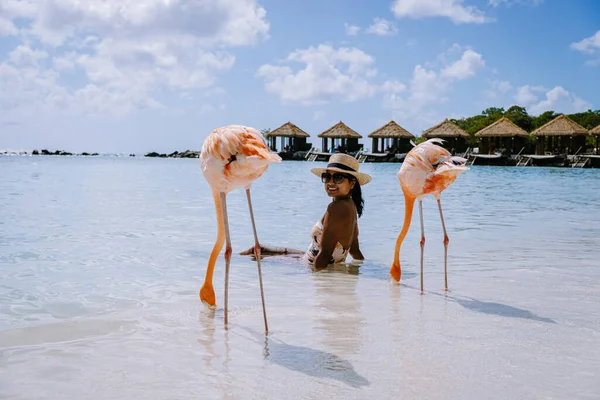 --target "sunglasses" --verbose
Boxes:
[321,172,352,184]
